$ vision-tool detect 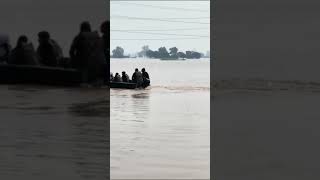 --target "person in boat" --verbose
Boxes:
[113,72,122,82]
[110,72,114,81]
[132,68,143,87]
[37,31,63,67]
[0,34,11,63]
[121,71,130,82]
[8,35,38,65]
[100,21,109,84]
[141,68,150,87]
[69,21,106,84]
